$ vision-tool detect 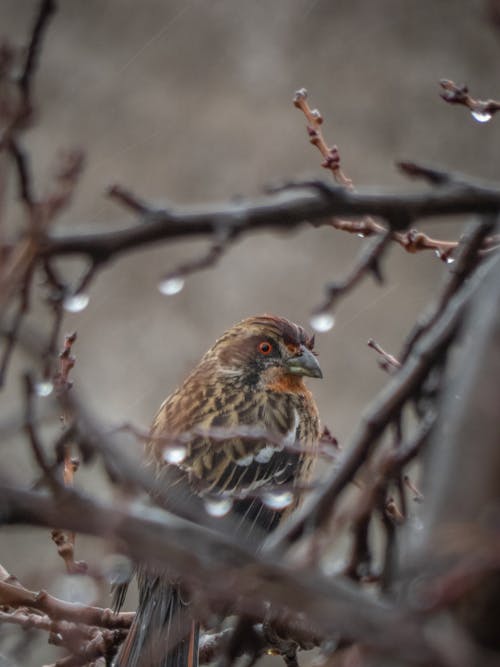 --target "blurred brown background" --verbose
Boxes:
[1,0,499,663]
